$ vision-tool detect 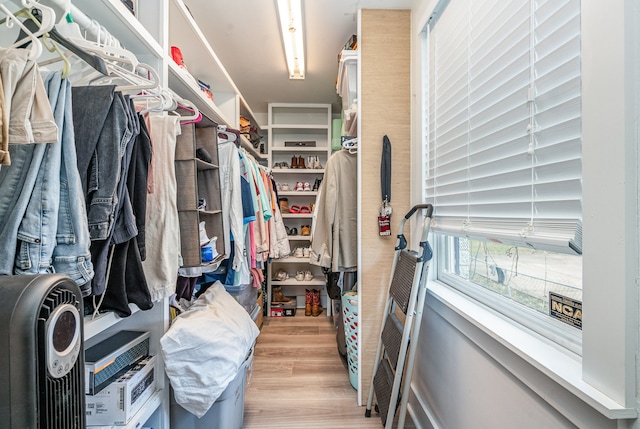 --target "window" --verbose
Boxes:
[424,0,582,346]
